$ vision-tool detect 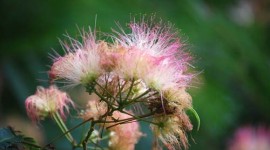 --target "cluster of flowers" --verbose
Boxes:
[25,19,196,150]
